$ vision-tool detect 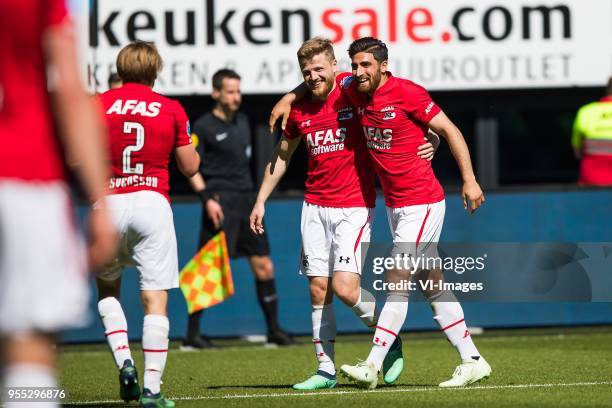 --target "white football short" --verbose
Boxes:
[386,199,445,262]
[96,190,179,291]
[299,202,373,277]
[0,181,88,334]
